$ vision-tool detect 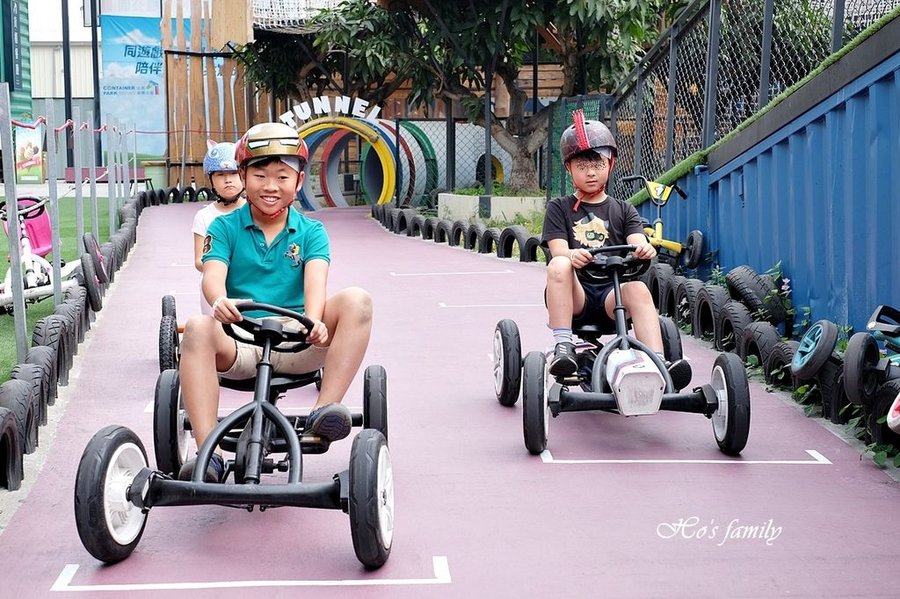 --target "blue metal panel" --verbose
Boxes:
[640,51,900,334]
